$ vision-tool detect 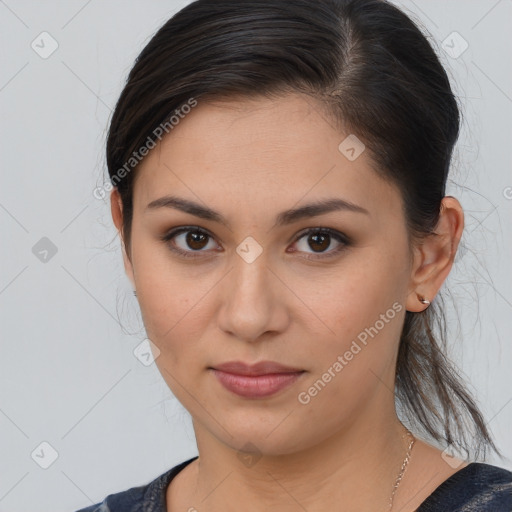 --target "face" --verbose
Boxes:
[116,93,417,456]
